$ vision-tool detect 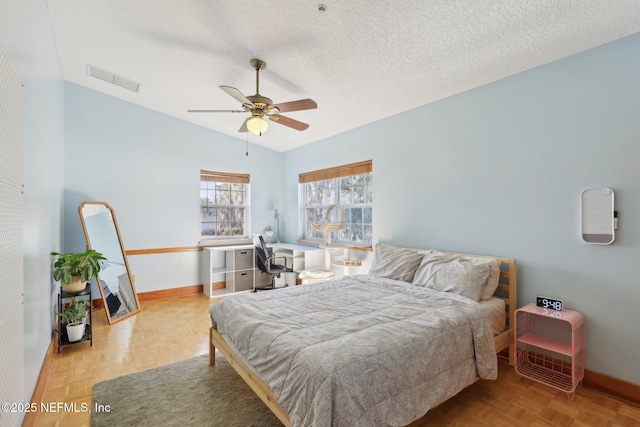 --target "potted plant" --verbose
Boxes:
[51,249,107,293]
[58,298,91,342]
